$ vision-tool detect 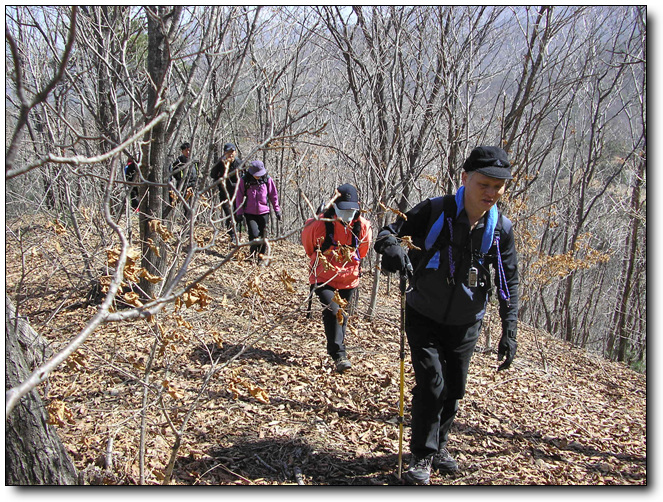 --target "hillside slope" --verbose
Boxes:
[6,232,646,485]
